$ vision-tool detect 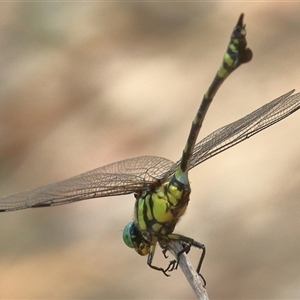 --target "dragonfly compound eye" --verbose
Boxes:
[123,222,150,256]
[123,222,135,248]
